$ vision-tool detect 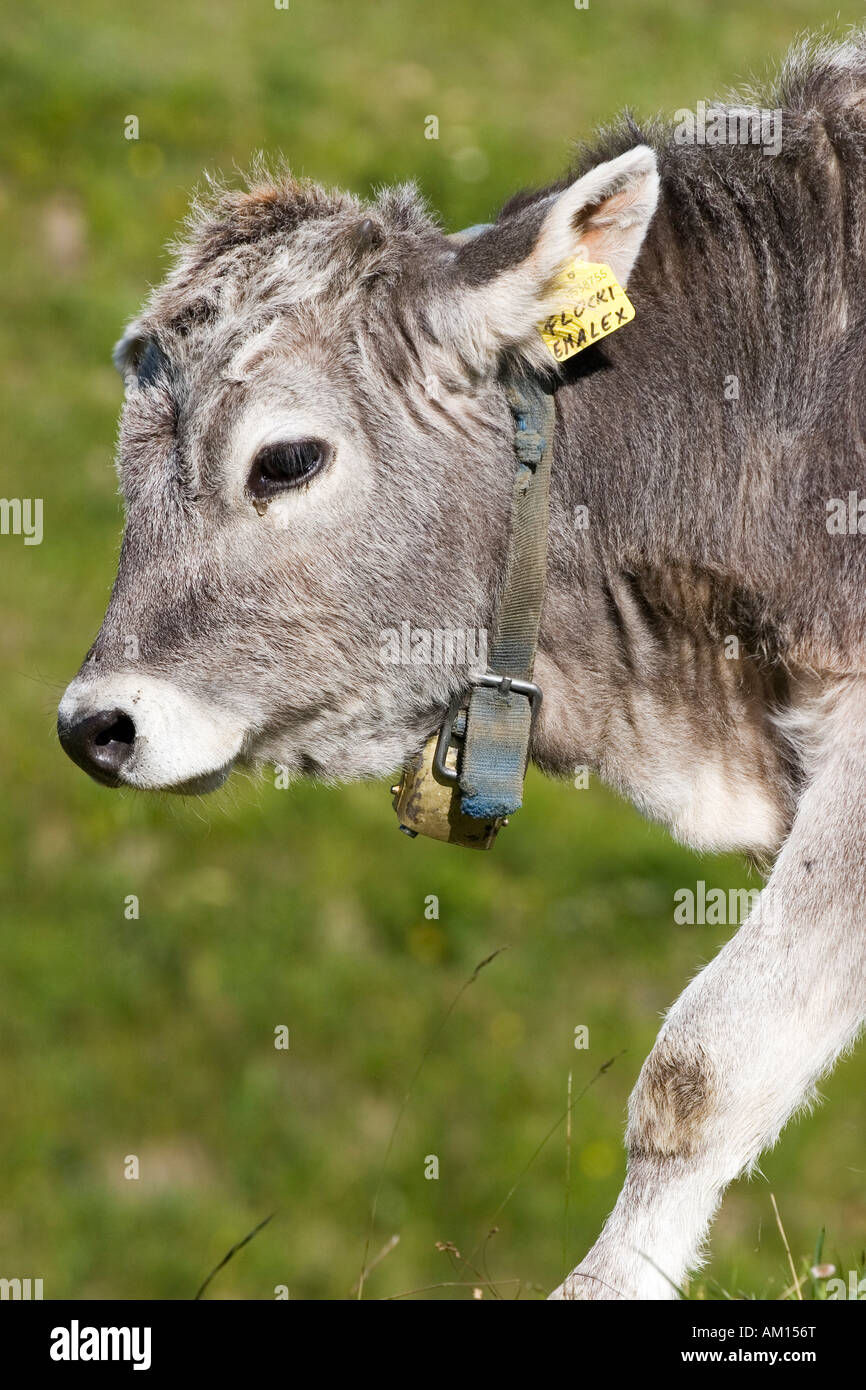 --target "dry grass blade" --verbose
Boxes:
[194,1212,277,1301]
[356,946,508,1299]
[770,1192,803,1301]
[563,1068,573,1273]
[465,1050,625,1279]
[350,1234,400,1295]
